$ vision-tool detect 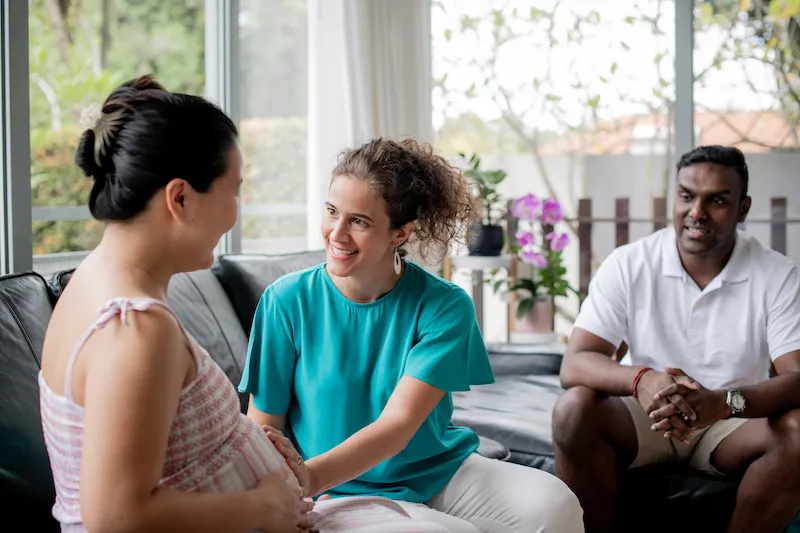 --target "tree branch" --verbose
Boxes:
[100,0,112,71]
[695,104,788,150]
[32,73,62,132]
[46,0,72,64]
